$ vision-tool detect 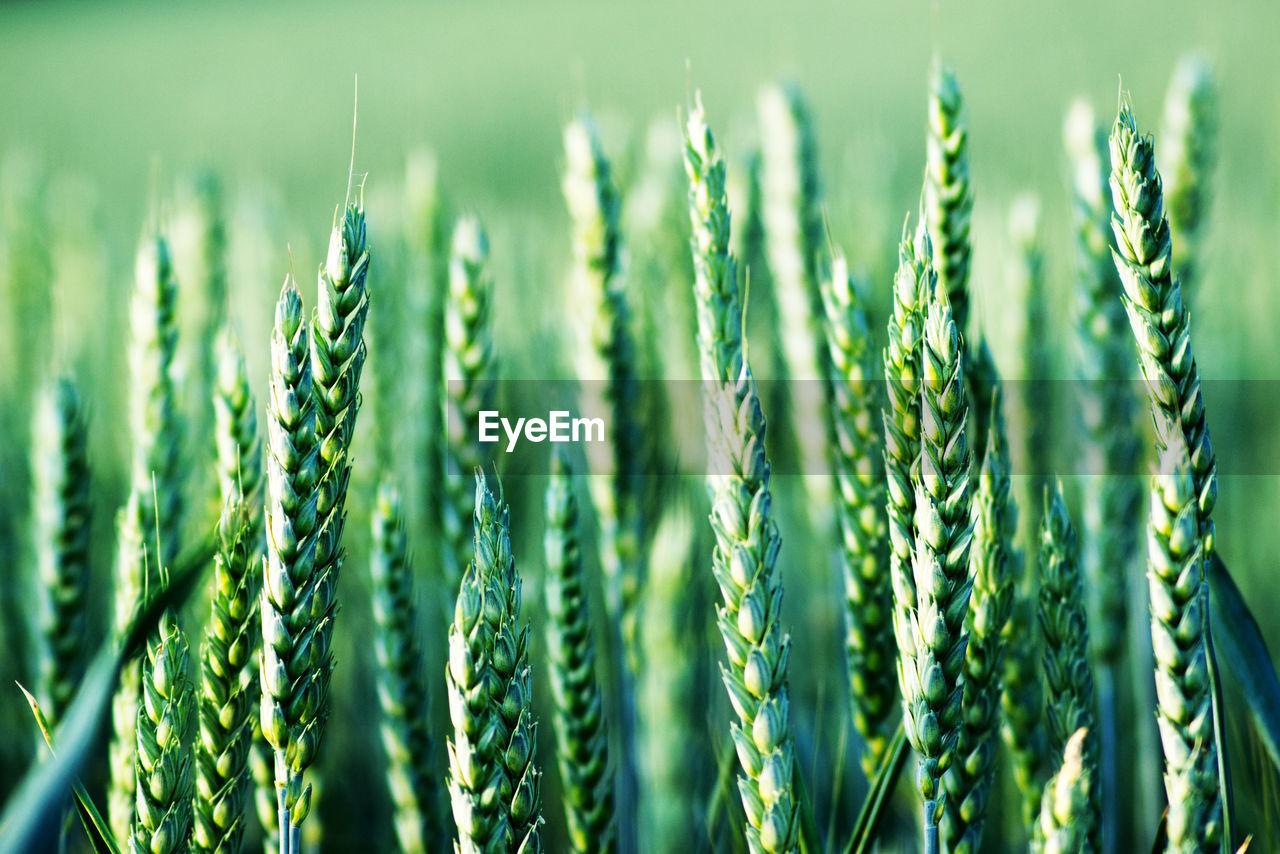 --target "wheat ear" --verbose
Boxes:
[819,249,894,778]
[684,93,798,854]
[371,477,448,852]
[110,231,185,844]
[1147,435,1222,851]
[1030,728,1092,854]
[545,450,615,852]
[942,386,1015,854]
[441,215,494,593]
[132,614,197,854]
[1037,484,1099,850]
[1158,56,1216,296]
[30,376,91,726]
